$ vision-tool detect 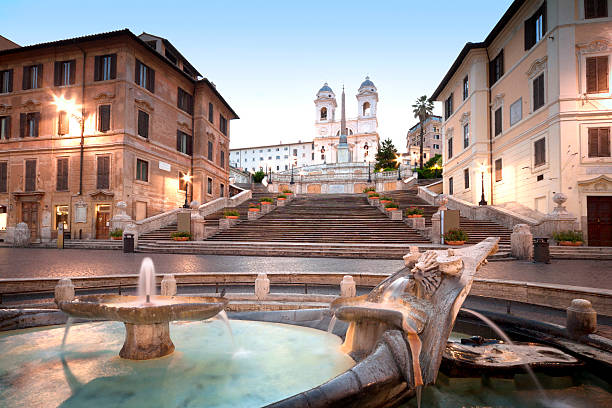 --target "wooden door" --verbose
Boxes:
[587,196,612,246]
[21,202,39,240]
[96,210,110,239]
